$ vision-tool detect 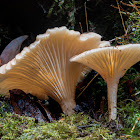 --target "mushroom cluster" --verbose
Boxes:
[71,44,140,121]
[0,27,108,115]
[0,26,139,121]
